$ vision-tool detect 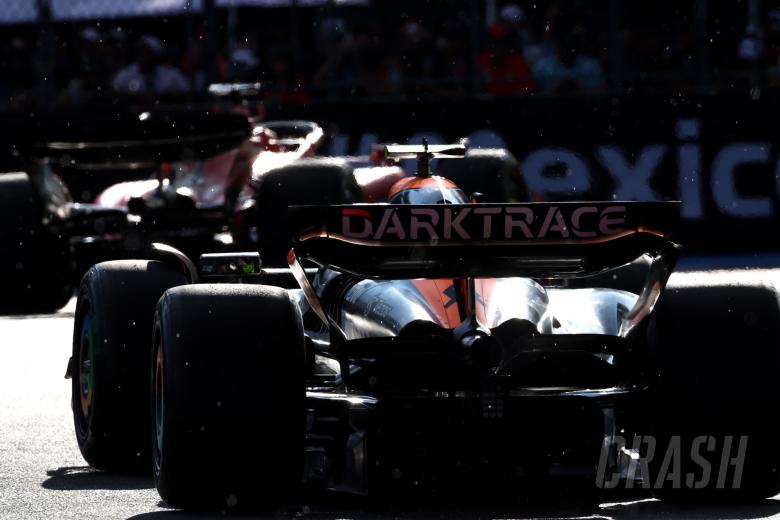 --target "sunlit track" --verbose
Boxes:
[0,298,169,520]
[669,267,780,287]
[2,272,780,519]
[677,253,780,272]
